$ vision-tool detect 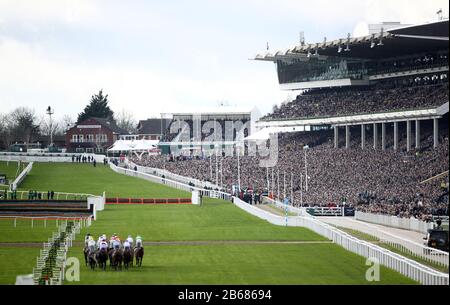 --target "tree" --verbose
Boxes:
[115,109,137,134]
[77,90,114,123]
[9,107,40,144]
